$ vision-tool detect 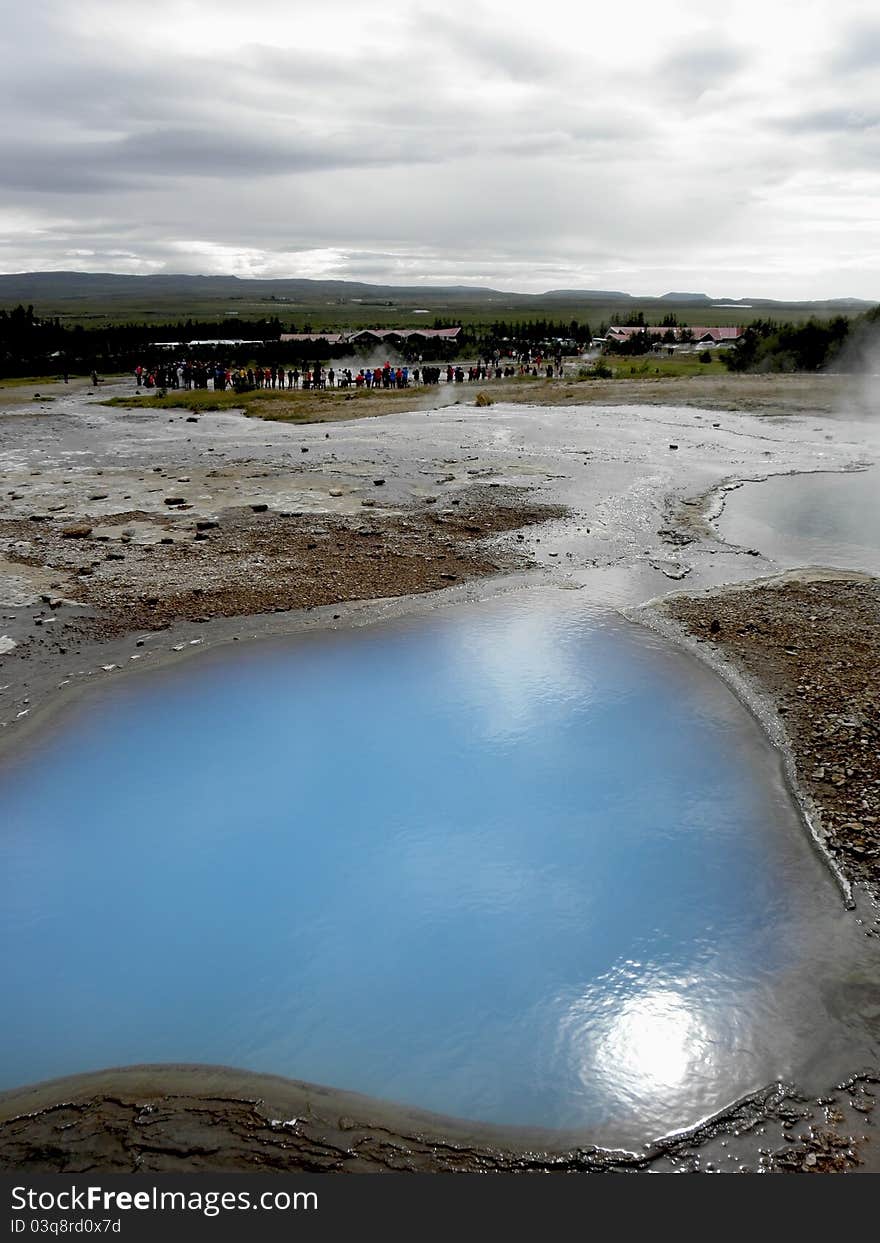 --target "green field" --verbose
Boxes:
[1,272,871,331]
[6,298,840,332]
